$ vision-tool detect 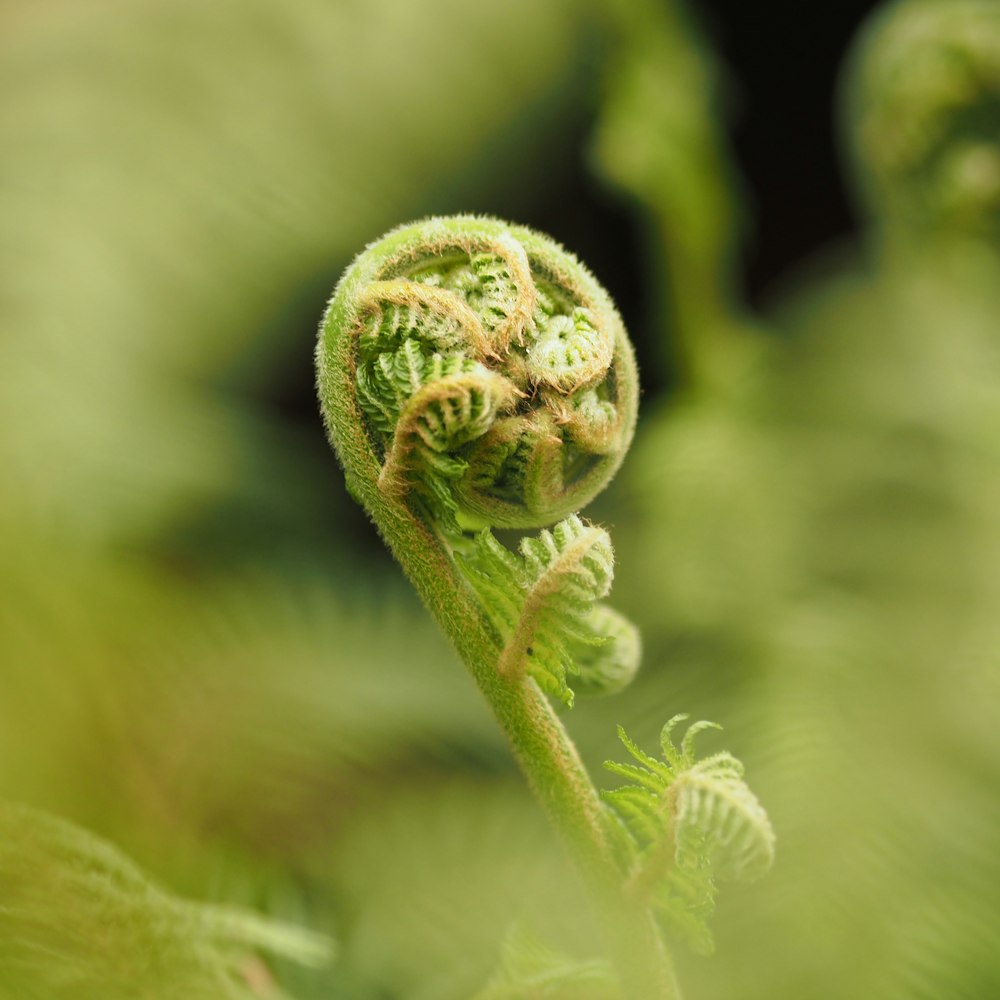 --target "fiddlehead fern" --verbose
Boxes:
[317,215,640,706]
[317,216,769,999]
[321,215,638,534]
